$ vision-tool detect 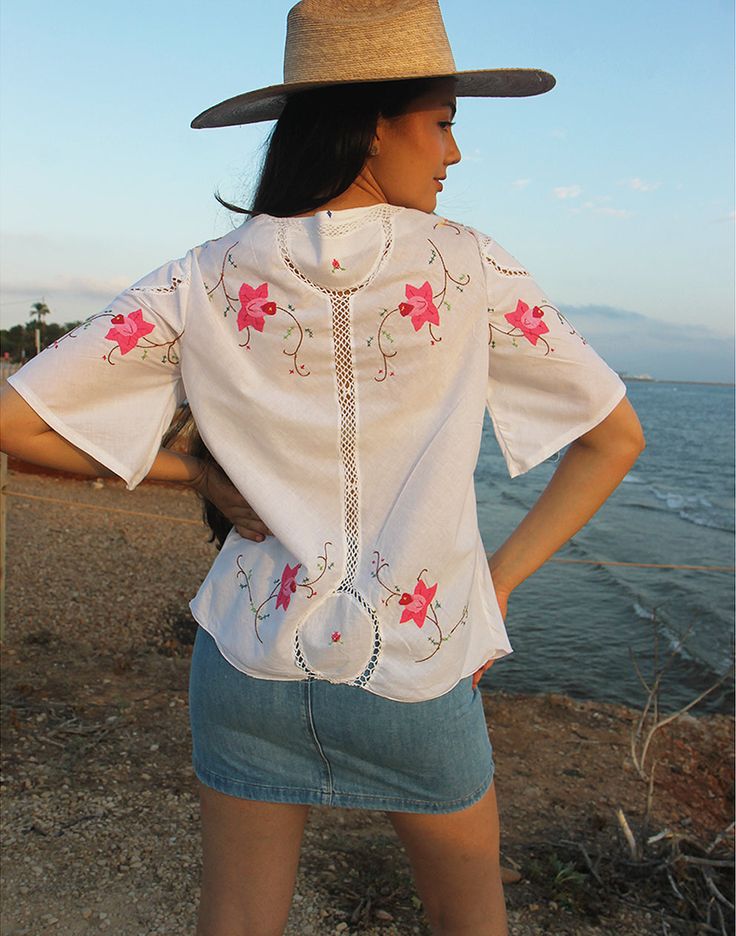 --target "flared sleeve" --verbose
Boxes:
[7,253,191,490]
[472,231,626,478]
